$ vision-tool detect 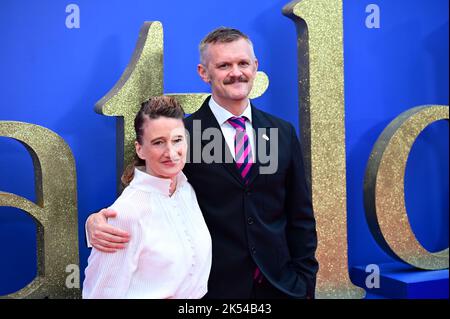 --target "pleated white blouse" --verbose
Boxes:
[83,168,212,299]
